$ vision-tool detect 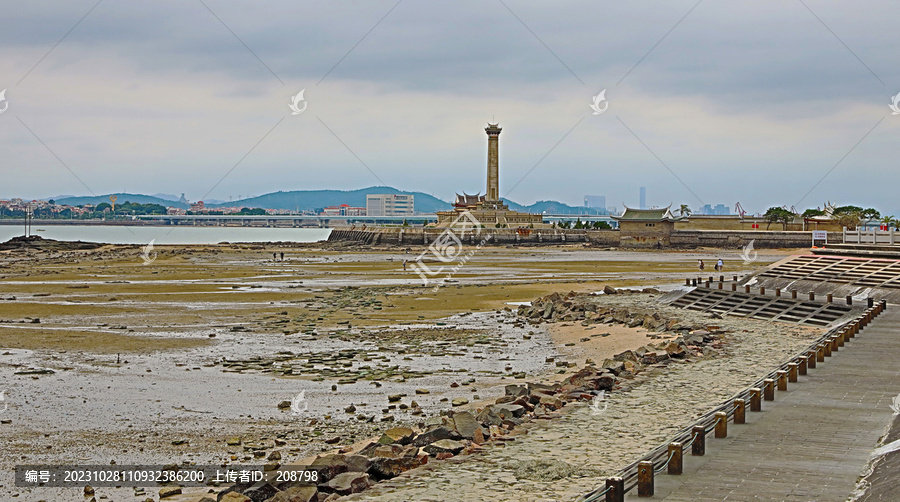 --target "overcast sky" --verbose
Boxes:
[1,0,898,214]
